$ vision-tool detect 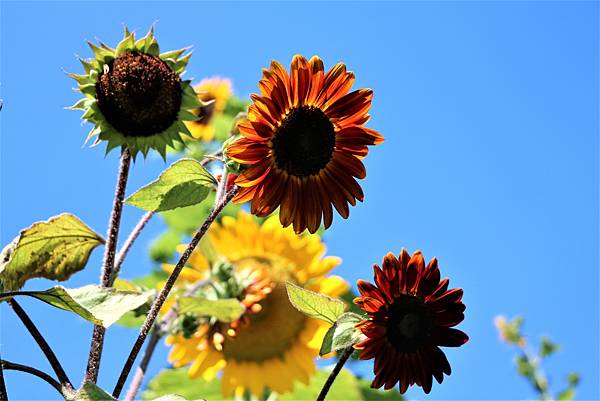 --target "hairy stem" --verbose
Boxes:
[0,352,7,401]
[110,211,154,285]
[123,329,161,401]
[7,299,73,391]
[0,360,64,396]
[316,347,354,401]
[112,185,239,398]
[84,148,132,384]
[122,278,210,400]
